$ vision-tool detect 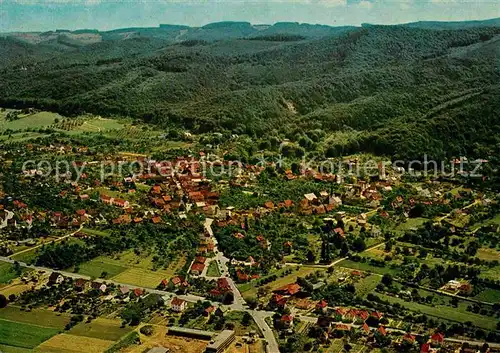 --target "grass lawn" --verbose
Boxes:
[0,319,60,349]
[0,111,60,130]
[81,228,110,237]
[225,311,261,337]
[0,132,48,142]
[338,260,400,276]
[74,250,185,287]
[0,306,70,329]
[75,259,128,279]
[354,275,381,297]
[376,293,496,330]
[394,217,428,234]
[10,247,40,263]
[361,247,387,261]
[471,213,500,232]
[479,266,500,281]
[206,261,220,277]
[69,318,132,341]
[111,267,167,288]
[473,288,500,303]
[184,310,260,337]
[241,266,321,299]
[0,280,32,298]
[79,118,125,131]
[34,333,114,353]
[476,248,500,261]
[0,262,24,284]
[326,338,345,353]
[93,187,138,202]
